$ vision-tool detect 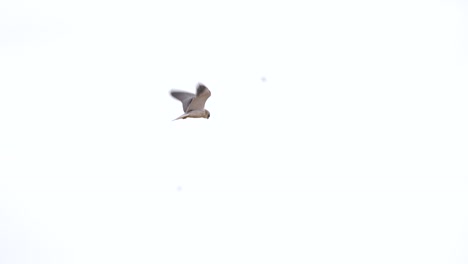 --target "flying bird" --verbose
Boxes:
[170,83,211,120]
